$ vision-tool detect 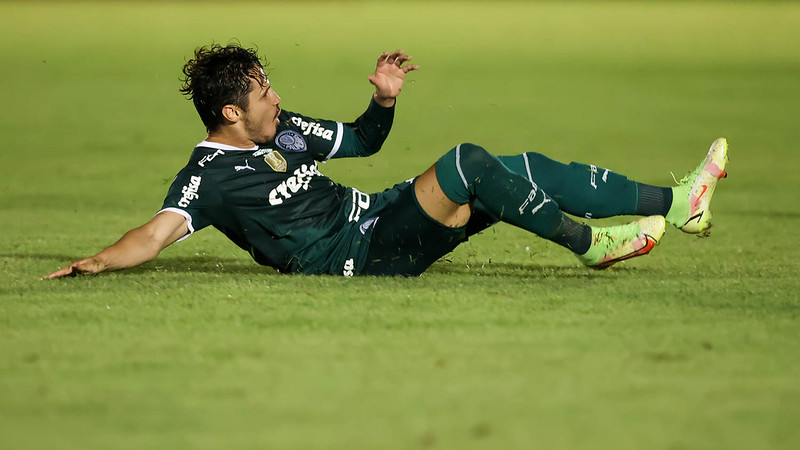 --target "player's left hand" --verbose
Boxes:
[369,50,419,107]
